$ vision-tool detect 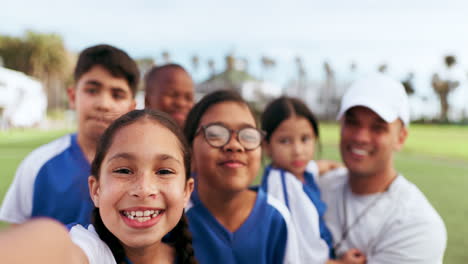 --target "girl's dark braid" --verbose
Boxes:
[92,208,126,264]
[173,213,197,264]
